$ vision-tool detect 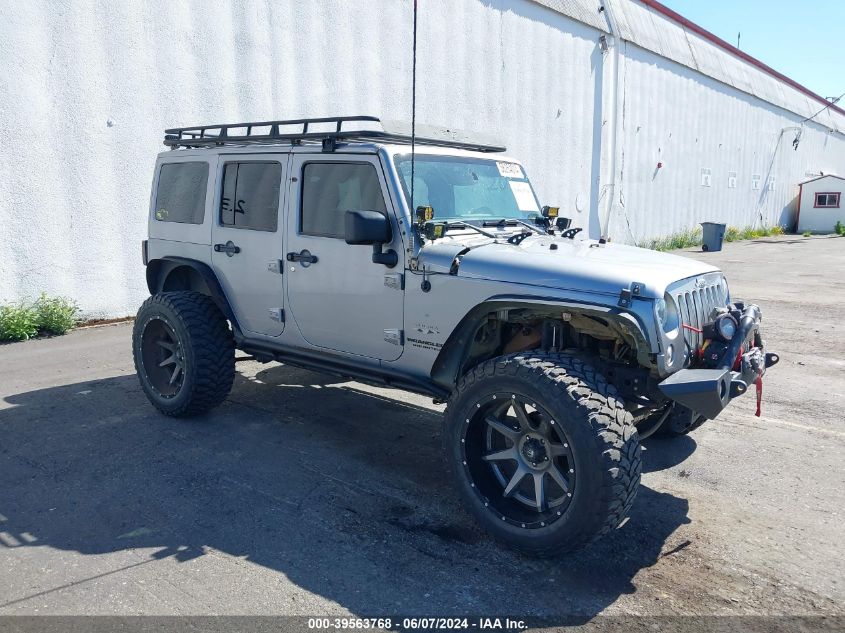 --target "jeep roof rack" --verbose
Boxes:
[163,115,506,153]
